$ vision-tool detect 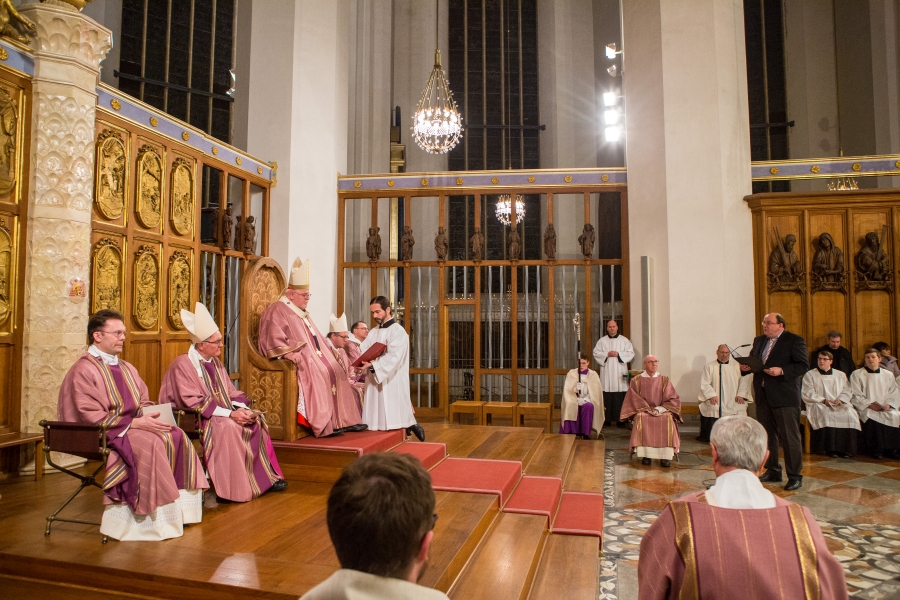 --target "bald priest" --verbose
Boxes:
[160,302,286,502]
[58,309,208,541]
